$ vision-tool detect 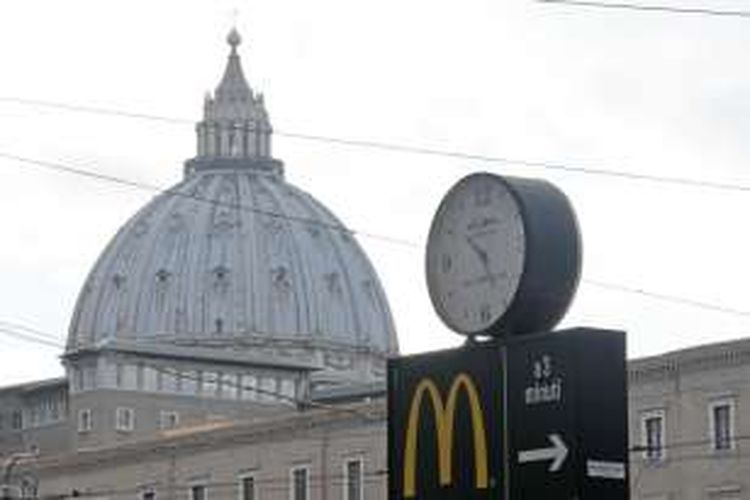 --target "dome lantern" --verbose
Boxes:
[189,28,276,177]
